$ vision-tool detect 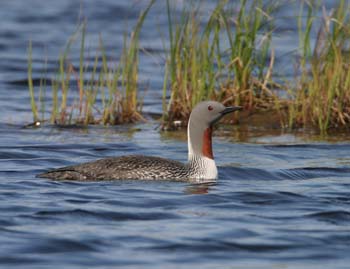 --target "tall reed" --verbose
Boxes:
[27,40,39,122]
[290,0,350,132]
[222,0,276,109]
[27,0,155,126]
[27,1,350,133]
[162,0,277,129]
